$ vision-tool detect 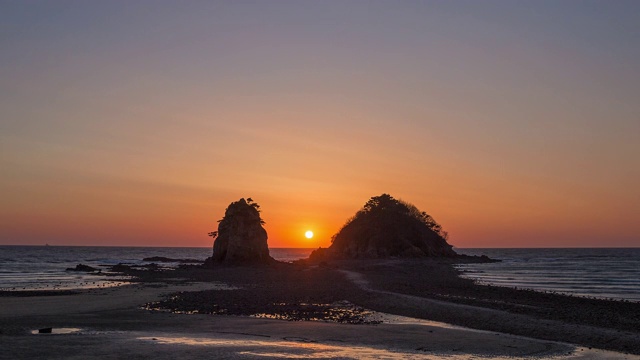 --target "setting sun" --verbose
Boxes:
[305,230,314,239]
